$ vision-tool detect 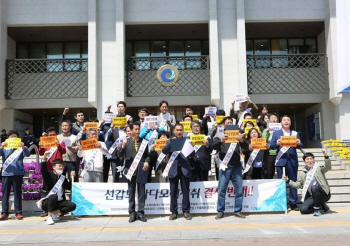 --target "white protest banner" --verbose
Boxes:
[268,123,282,133]
[182,139,194,158]
[144,116,159,126]
[71,180,287,215]
[103,113,117,124]
[235,94,247,103]
[205,107,217,117]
